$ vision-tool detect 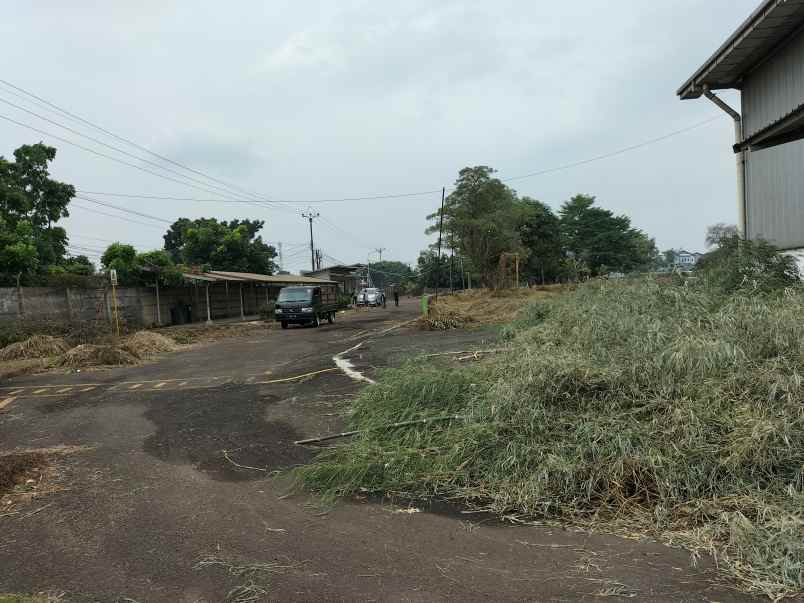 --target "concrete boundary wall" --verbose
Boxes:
[0,282,279,328]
